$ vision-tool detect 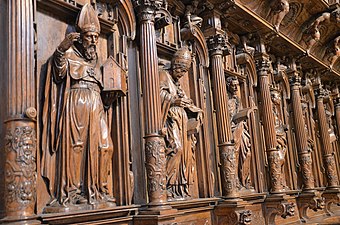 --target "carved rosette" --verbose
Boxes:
[219,144,238,197]
[4,122,37,218]
[145,135,167,205]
